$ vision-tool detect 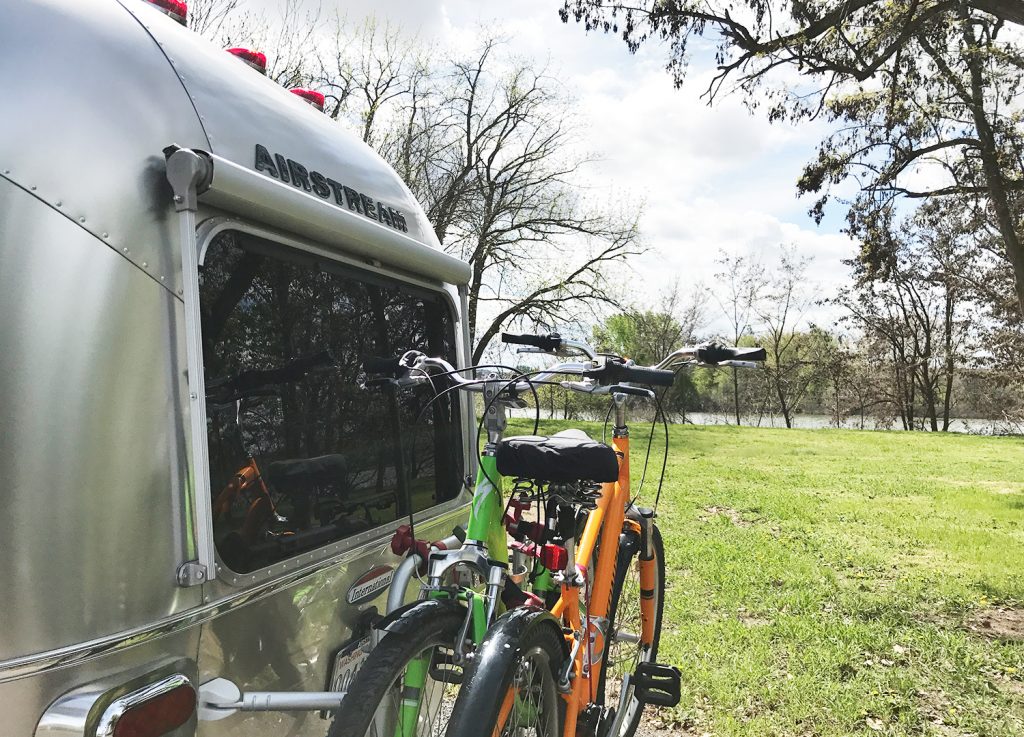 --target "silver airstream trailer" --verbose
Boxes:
[1,1,475,734]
